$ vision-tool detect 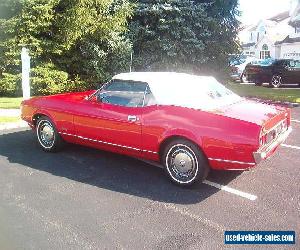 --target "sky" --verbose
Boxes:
[238,0,291,25]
